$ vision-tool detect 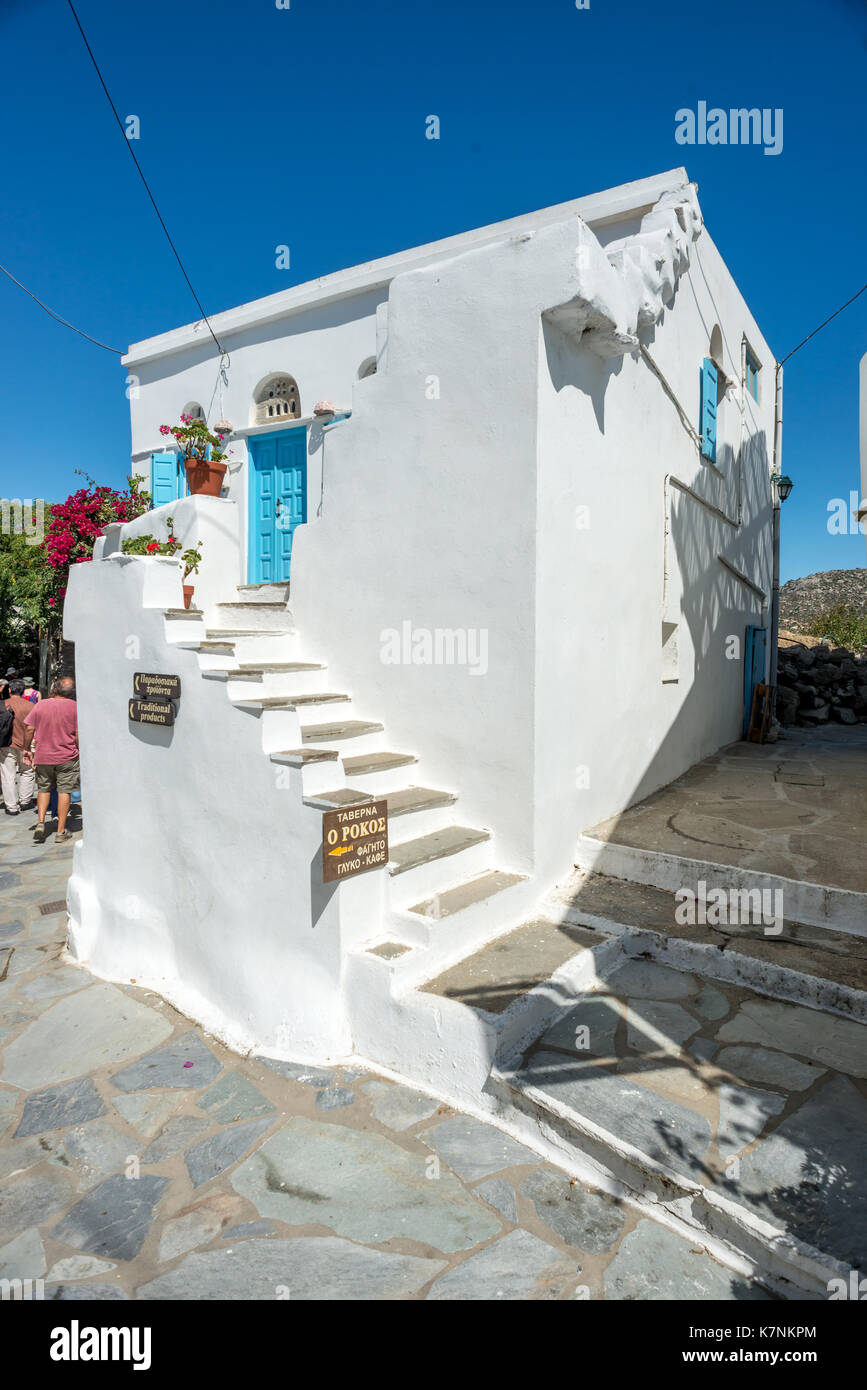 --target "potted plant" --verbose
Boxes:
[120,532,181,559]
[159,415,231,497]
[120,519,202,610]
[180,540,203,610]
